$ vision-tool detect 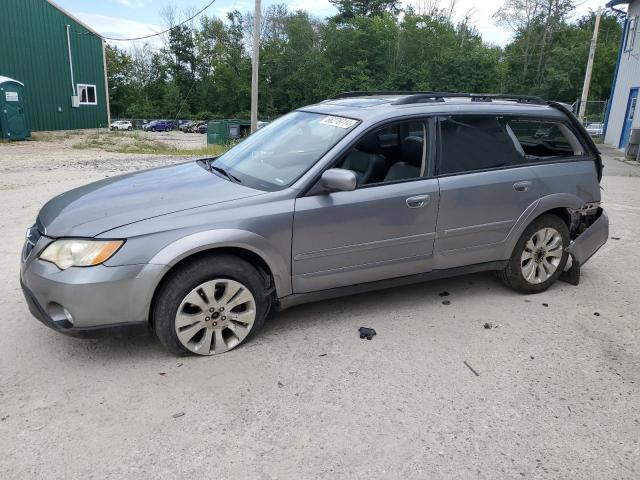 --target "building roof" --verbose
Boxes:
[46,0,103,38]
[605,0,632,8]
[0,75,24,86]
